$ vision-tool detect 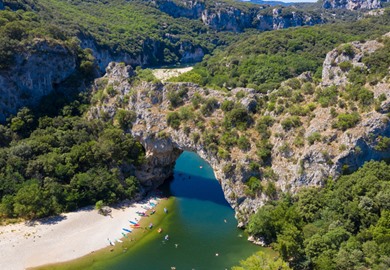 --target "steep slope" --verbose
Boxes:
[153,0,323,32]
[171,10,390,91]
[323,0,389,10]
[89,32,390,225]
[0,0,330,121]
